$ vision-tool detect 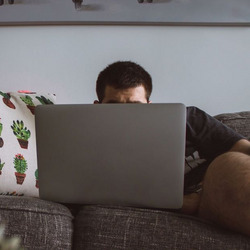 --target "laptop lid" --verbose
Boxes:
[35,103,186,209]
